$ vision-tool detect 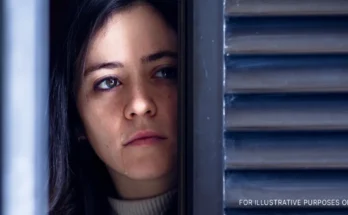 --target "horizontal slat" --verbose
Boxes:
[226,69,348,93]
[226,107,348,131]
[225,95,348,131]
[226,17,348,30]
[225,171,348,208]
[226,31,348,55]
[225,17,348,55]
[226,0,348,17]
[225,132,348,169]
[226,209,348,215]
[225,55,348,93]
